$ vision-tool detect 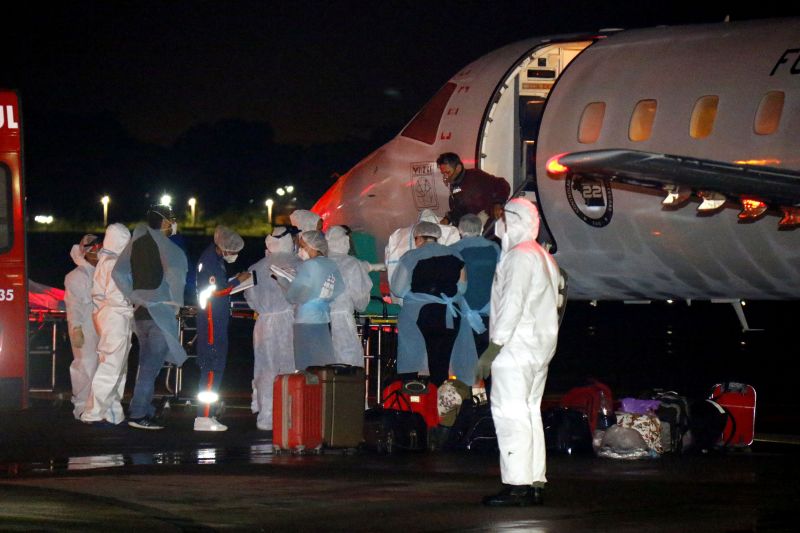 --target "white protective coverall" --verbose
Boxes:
[384,209,460,304]
[326,226,373,367]
[244,228,299,430]
[81,224,133,425]
[489,198,561,486]
[64,238,100,419]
